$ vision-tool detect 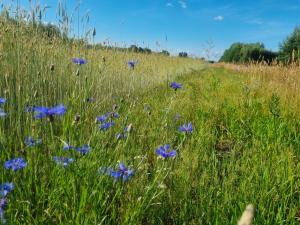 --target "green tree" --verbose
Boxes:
[220,42,277,64]
[179,52,188,57]
[279,26,300,63]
